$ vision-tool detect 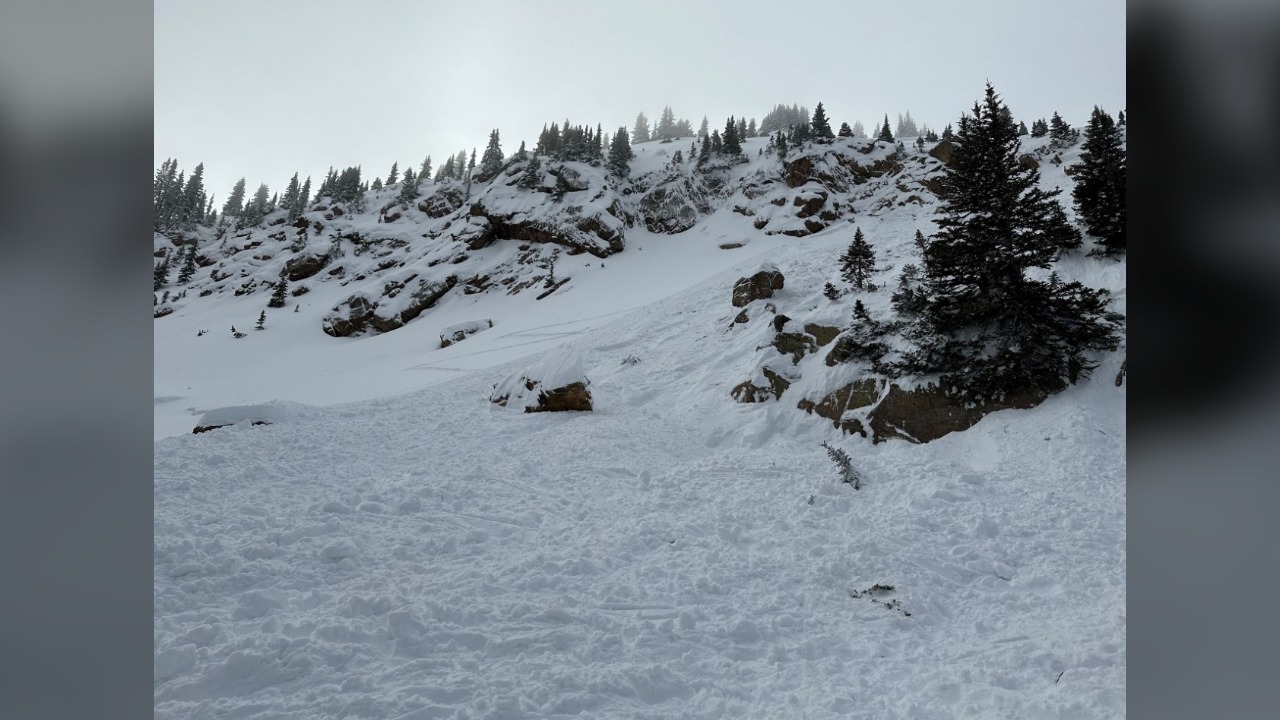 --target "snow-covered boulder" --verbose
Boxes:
[490,349,592,413]
[732,264,784,307]
[192,402,305,434]
[440,319,492,348]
